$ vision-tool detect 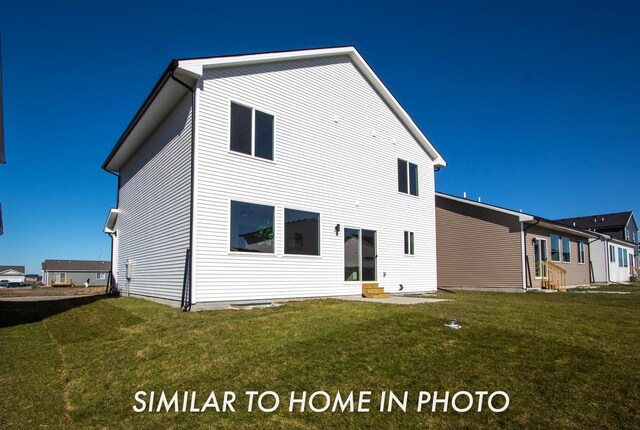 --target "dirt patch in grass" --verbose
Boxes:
[0,286,106,298]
